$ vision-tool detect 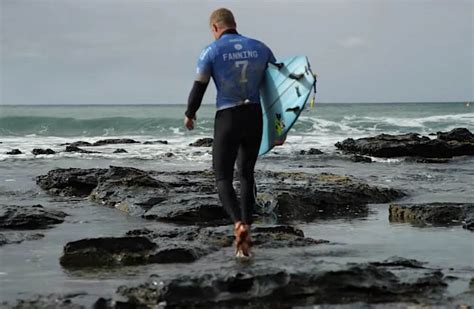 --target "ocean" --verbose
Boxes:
[1,102,472,162]
[0,102,473,304]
